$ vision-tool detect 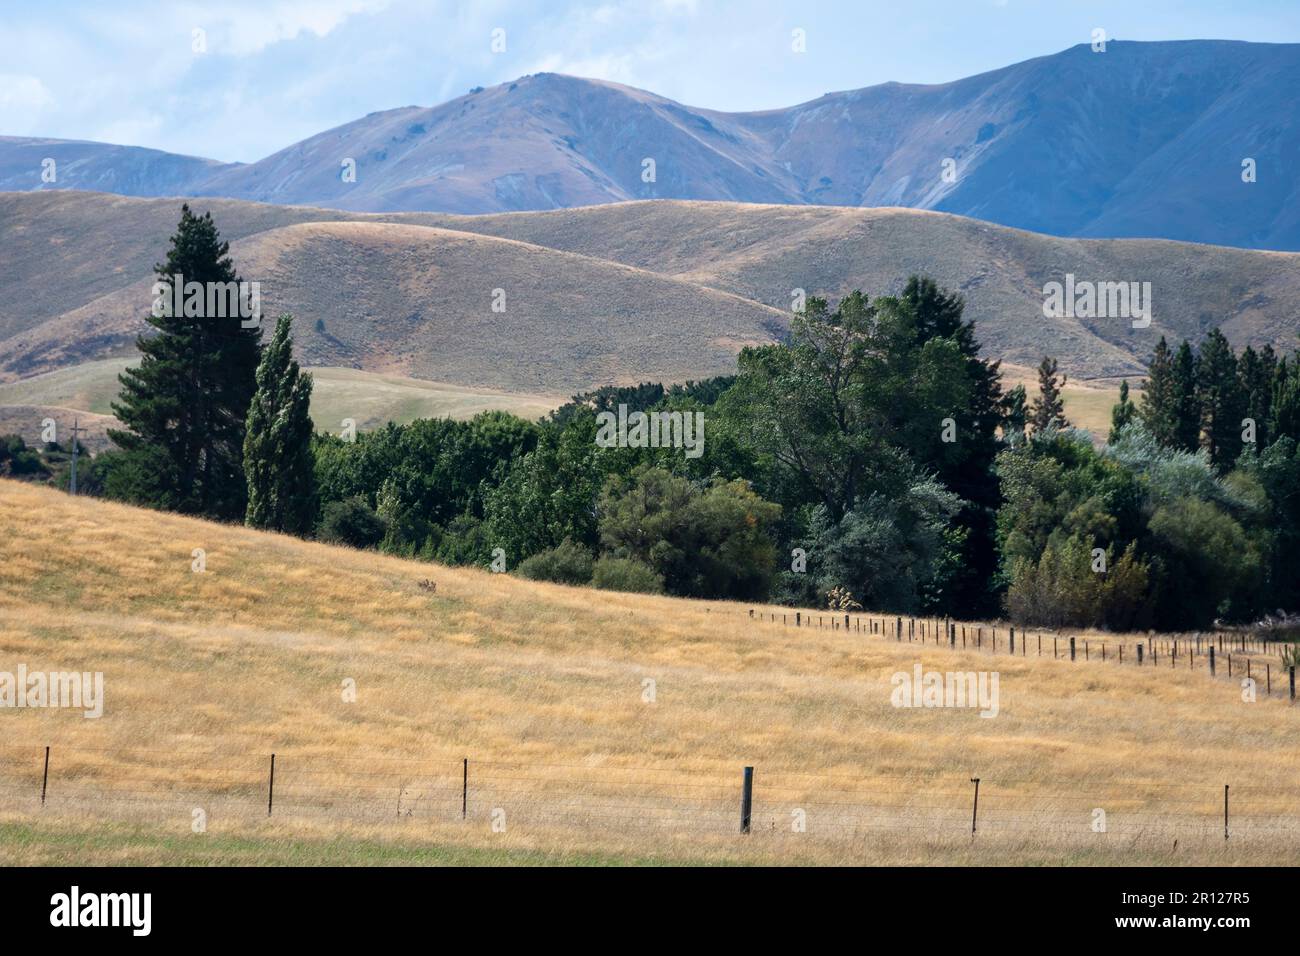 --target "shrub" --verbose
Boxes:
[591,556,664,594]
[0,435,45,476]
[597,466,780,600]
[317,496,387,549]
[515,538,595,585]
